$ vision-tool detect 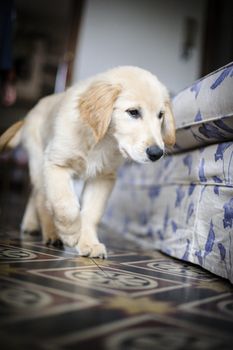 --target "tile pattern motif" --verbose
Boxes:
[0,231,233,350]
